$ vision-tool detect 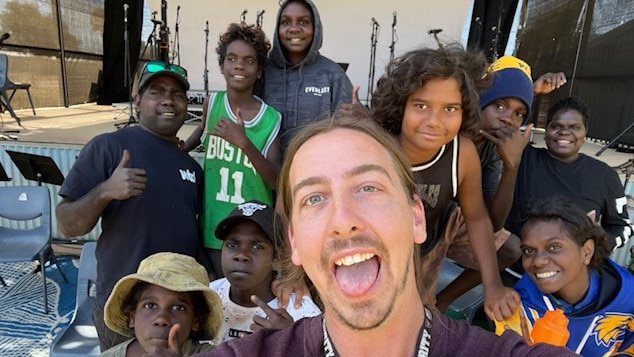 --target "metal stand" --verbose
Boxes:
[596,119,634,156]
[115,3,136,129]
[256,10,265,28]
[5,150,65,186]
[140,13,162,61]
[172,6,181,65]
[389,12,397,62]
[159,0,170,62]
[366,18,380,105]
[0,105,20,139]
[429,29,443,49]
[203,21,210,97]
